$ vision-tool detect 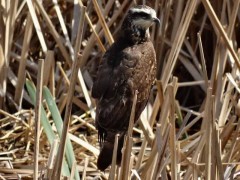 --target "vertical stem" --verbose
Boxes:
[119,91,138,180]
[52,6,86,179]
[109,134,120,180]
[34,59,44,180]
[169,85,177,180]
[14,12,33,105]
